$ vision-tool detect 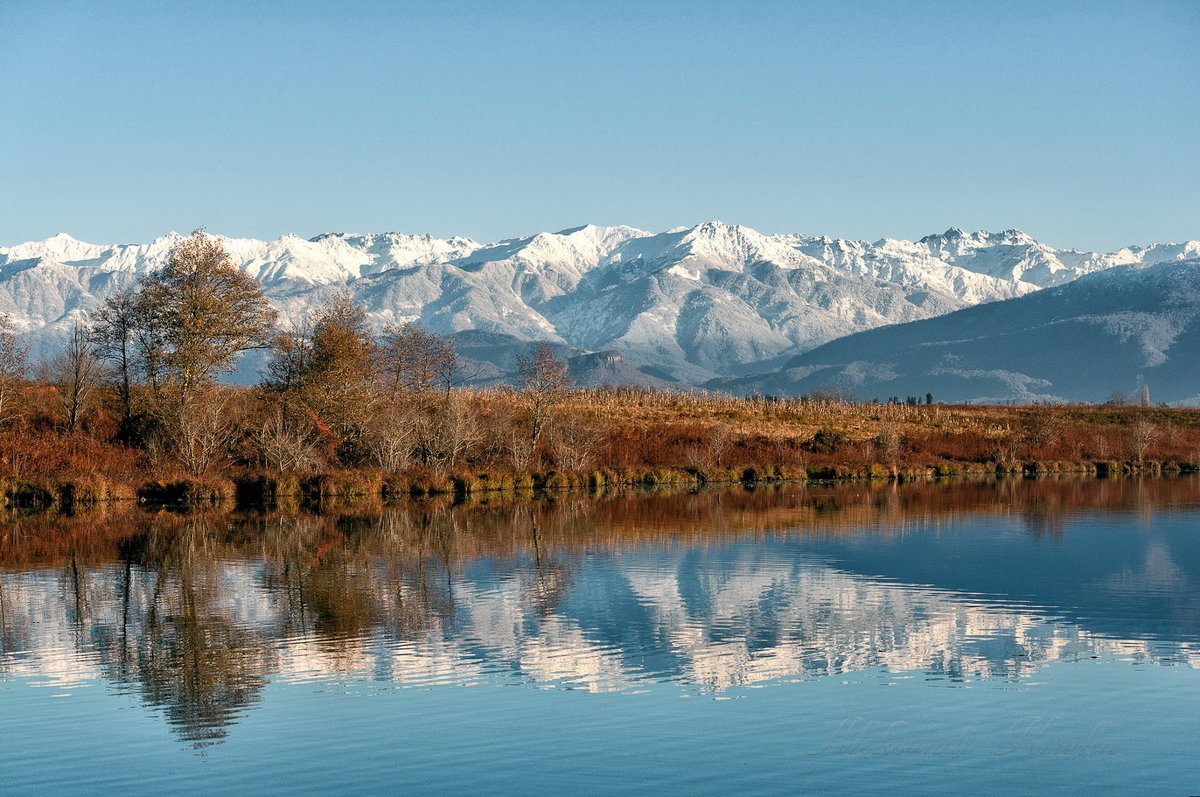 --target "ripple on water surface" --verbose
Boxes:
[1,478,1199,794]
